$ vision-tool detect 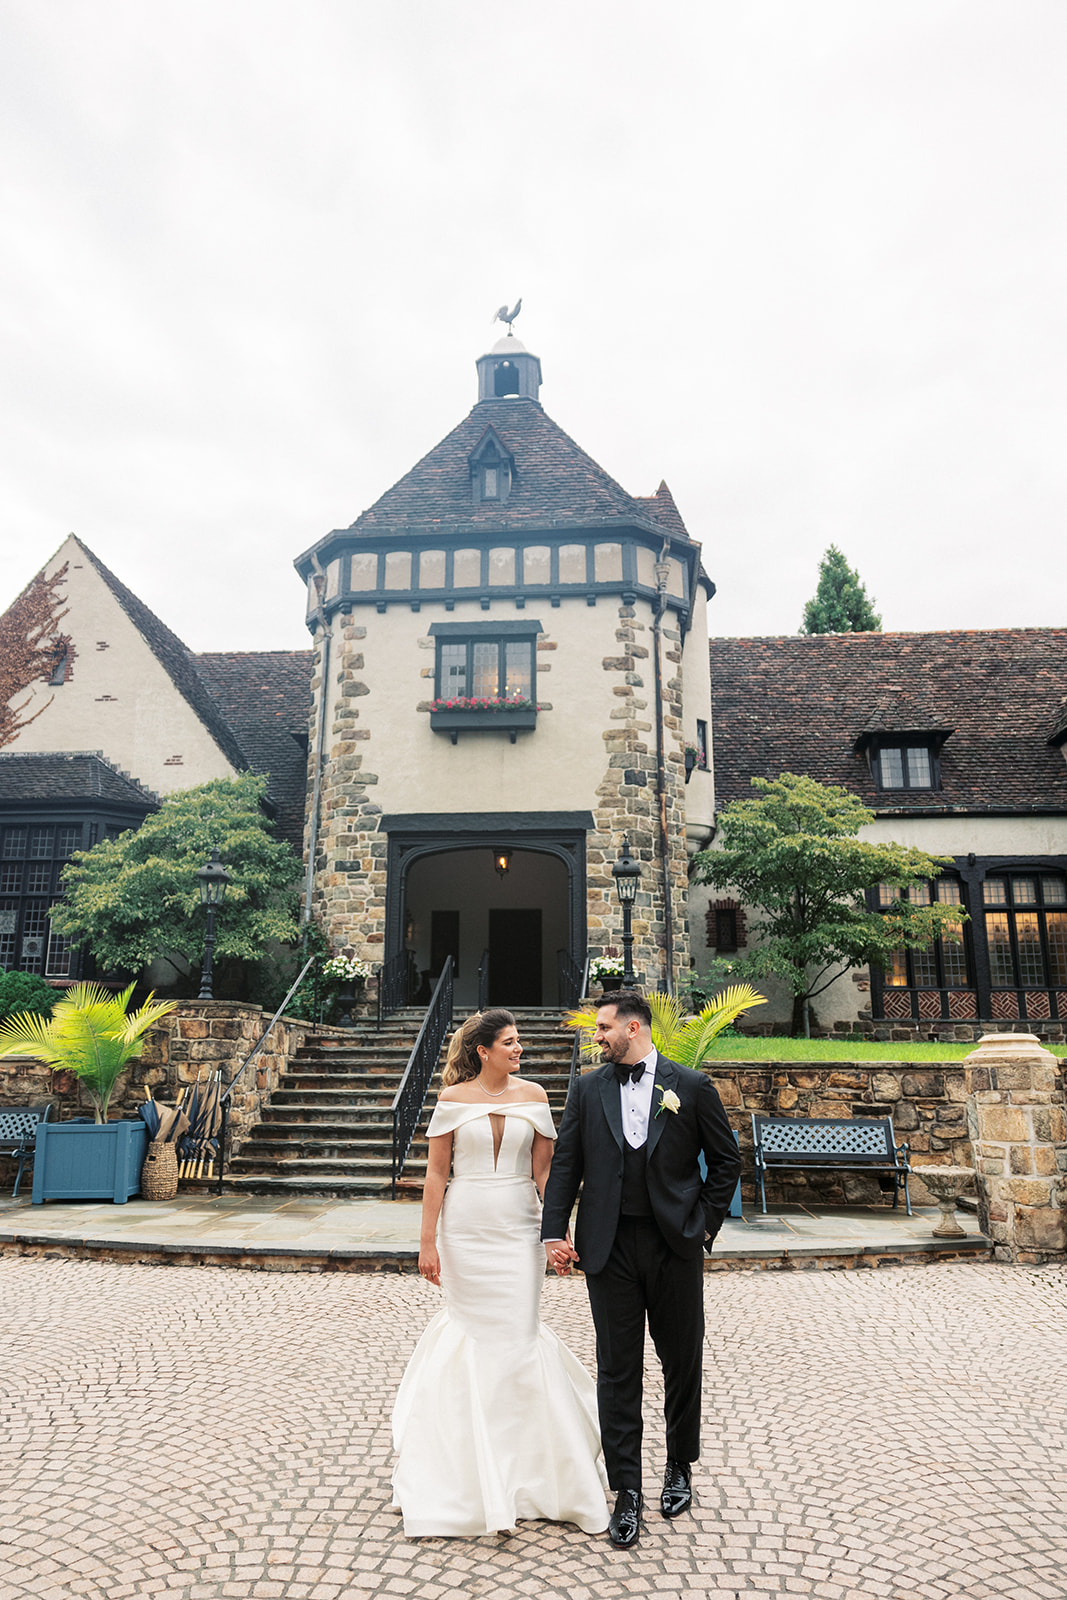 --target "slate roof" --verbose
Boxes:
[77,539,250,773]
[196,652,313,850]
[331,398,694,541]
[709,630,1067,815]
[0,752,158,811]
